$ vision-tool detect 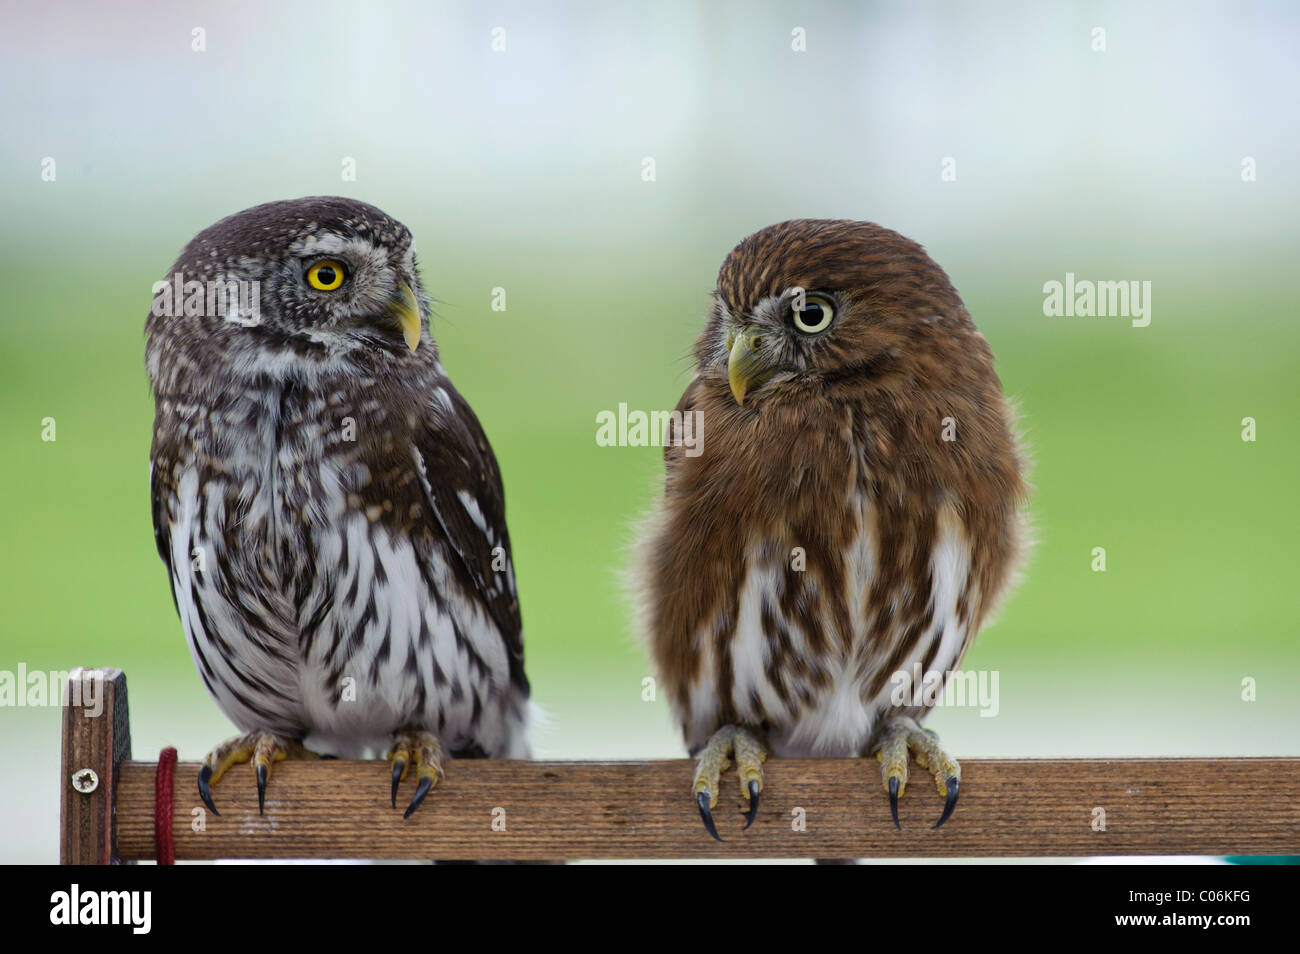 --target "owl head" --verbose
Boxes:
[146,197,429,387]
[696,219,986,406]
